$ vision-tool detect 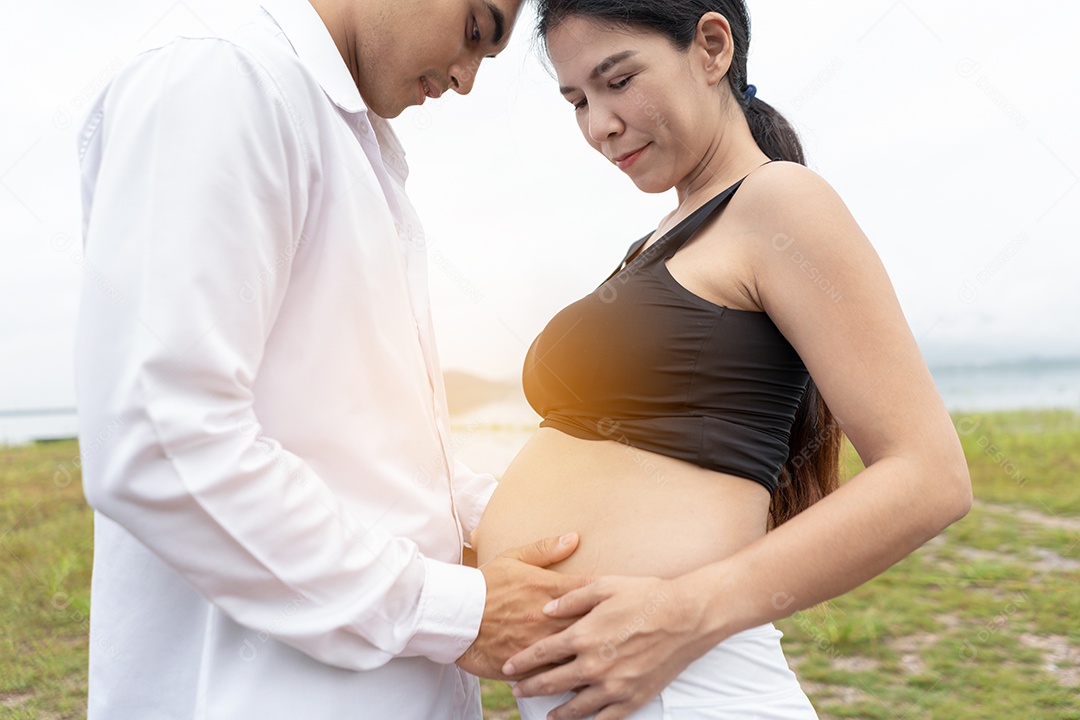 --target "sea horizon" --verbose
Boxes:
[3,356,1079,447]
